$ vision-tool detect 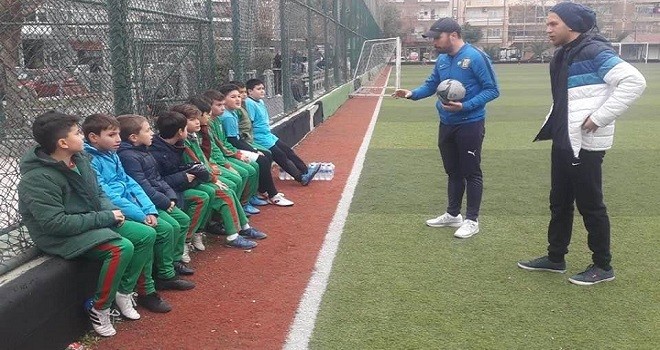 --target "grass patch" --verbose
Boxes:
[310,64,660,349]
